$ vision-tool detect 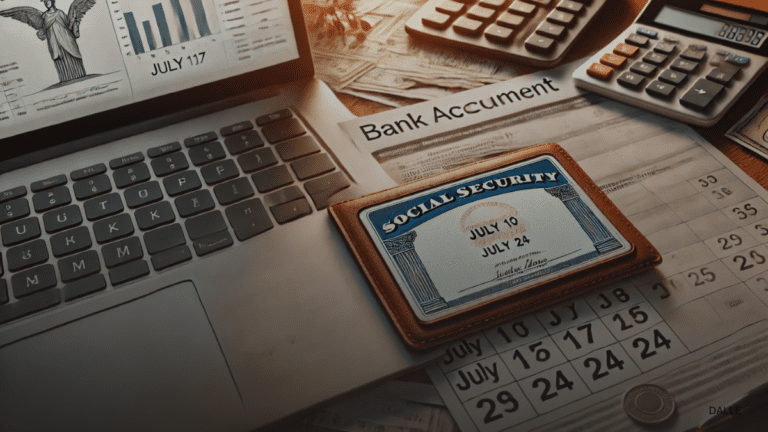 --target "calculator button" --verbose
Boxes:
[681,47,707,62]
[645,80,675,99]
[662,36,680,43]
[629,61,656,76]
[452,16,484,36]
[727,56,750,66]
[613,43,638,58]
[536,21,566,39]
[680,79,724,111]
[478,0,507,9]
[496,12,525,28]
[636,27,657,38]
[509,1,536,16]
[528,0,553,6]
[658,69,687,85]
[642,52,667,66]
[524,34,555,53]
[600,53,626,68]
[467,5,496,22]
[710,50,732,66]
[556,0,583,14]
[437,0,467,15]
[625,33,648,47]
[670,58,698,74]
[586,63,614,80]
[617,71,645,89]
[547,10,574,26]
[485,24,515,43]
[706,67,737,85]
[653,42,676,55]
[422,11,453,29]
